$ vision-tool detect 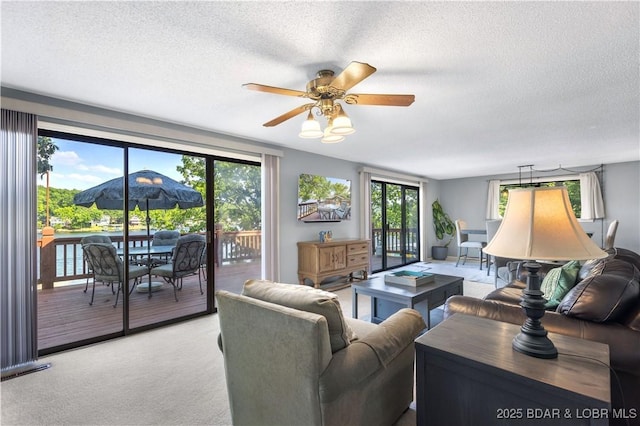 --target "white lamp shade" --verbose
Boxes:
[298,113,323,138]
[331,115,355,135]
[321,126,345,143]
[484,187,608,261]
